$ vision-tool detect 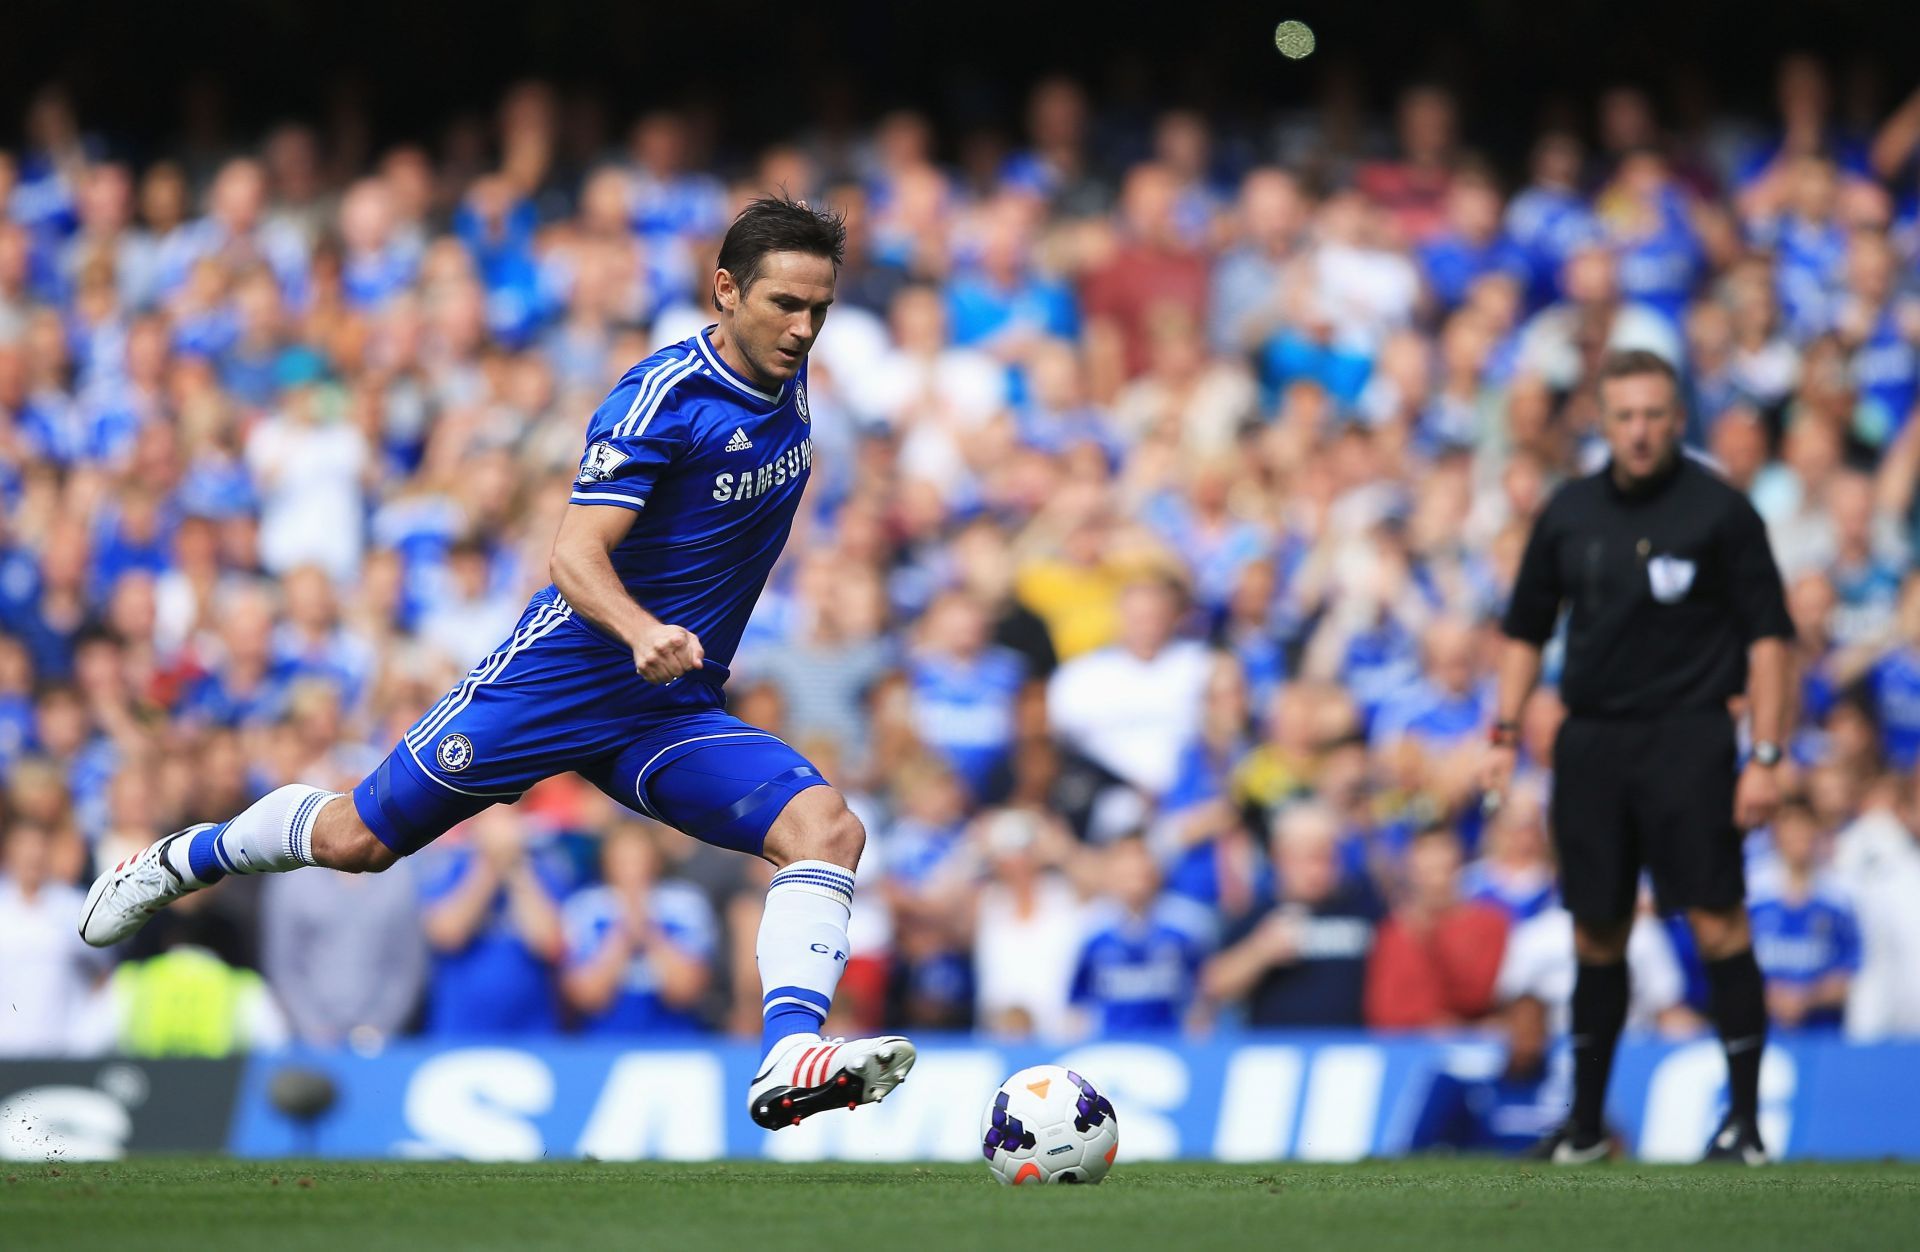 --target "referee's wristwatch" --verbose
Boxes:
[1750,740,1783,768]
